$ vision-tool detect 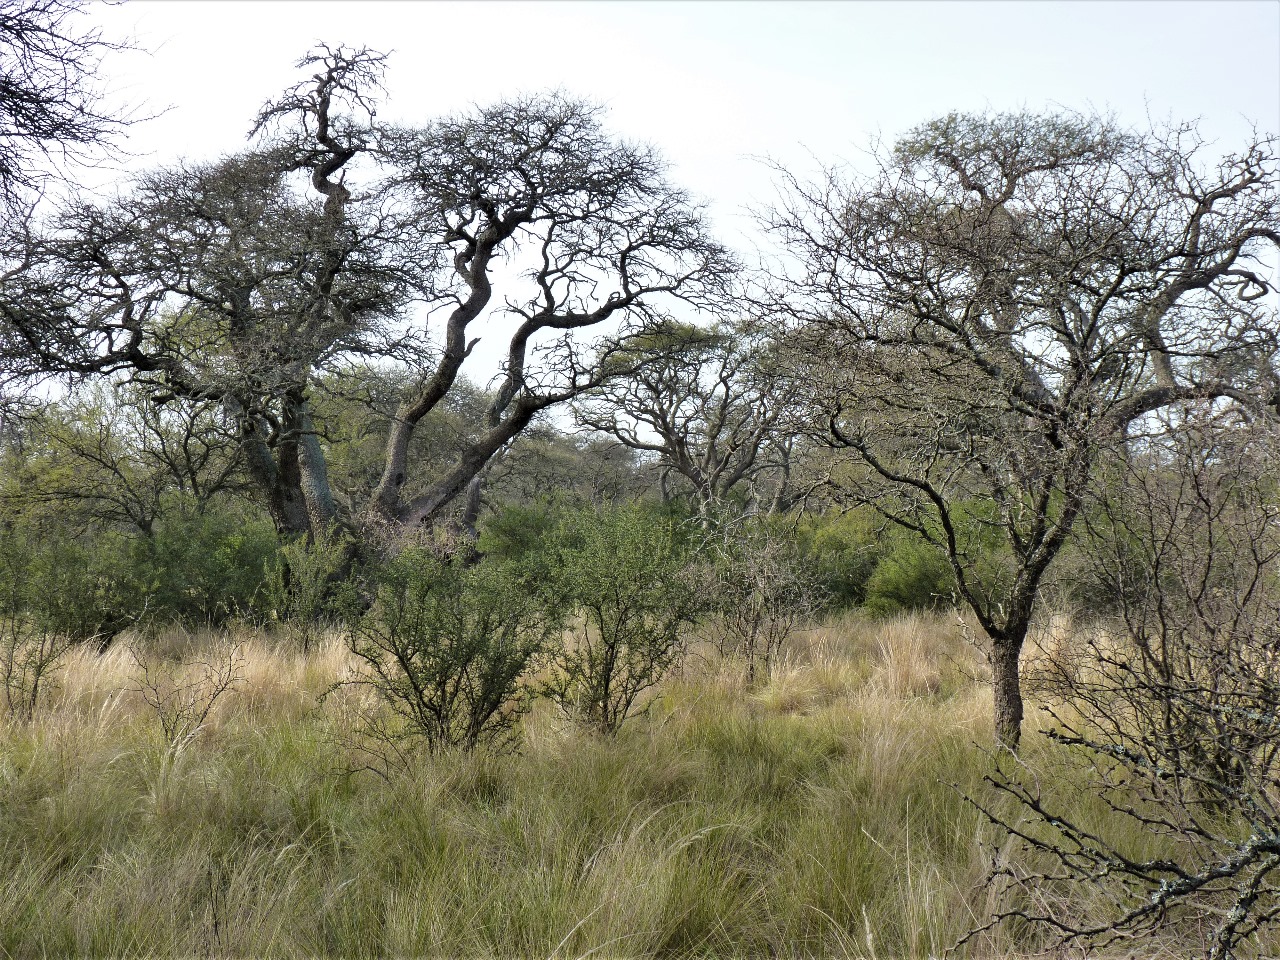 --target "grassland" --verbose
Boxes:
[0,612,1195,958]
